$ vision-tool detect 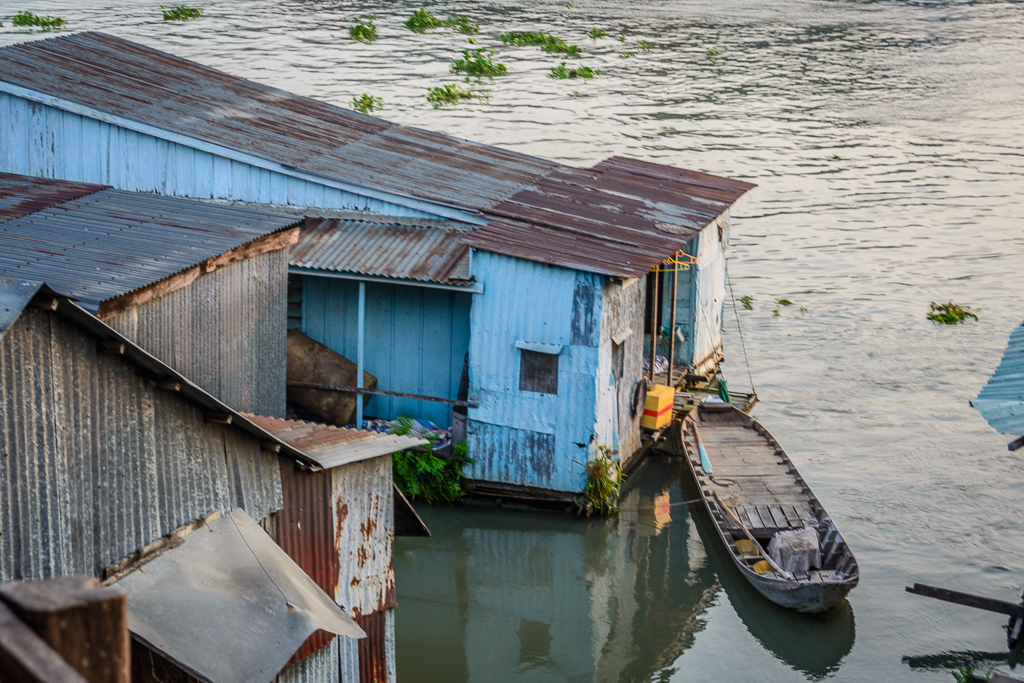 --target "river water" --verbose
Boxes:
[3,1,1024,680]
